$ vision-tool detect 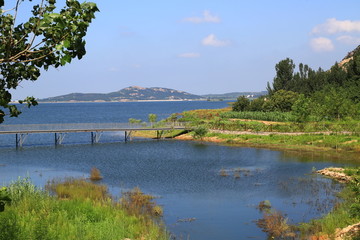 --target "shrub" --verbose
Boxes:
[232,96,250,111]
